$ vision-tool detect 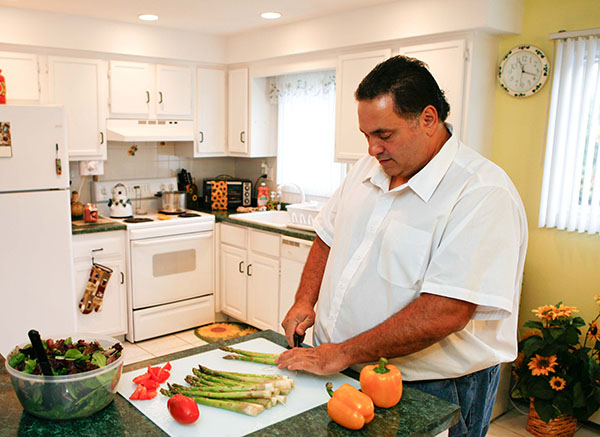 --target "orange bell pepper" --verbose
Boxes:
[360,357,403,408]
[326,382,375,430]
